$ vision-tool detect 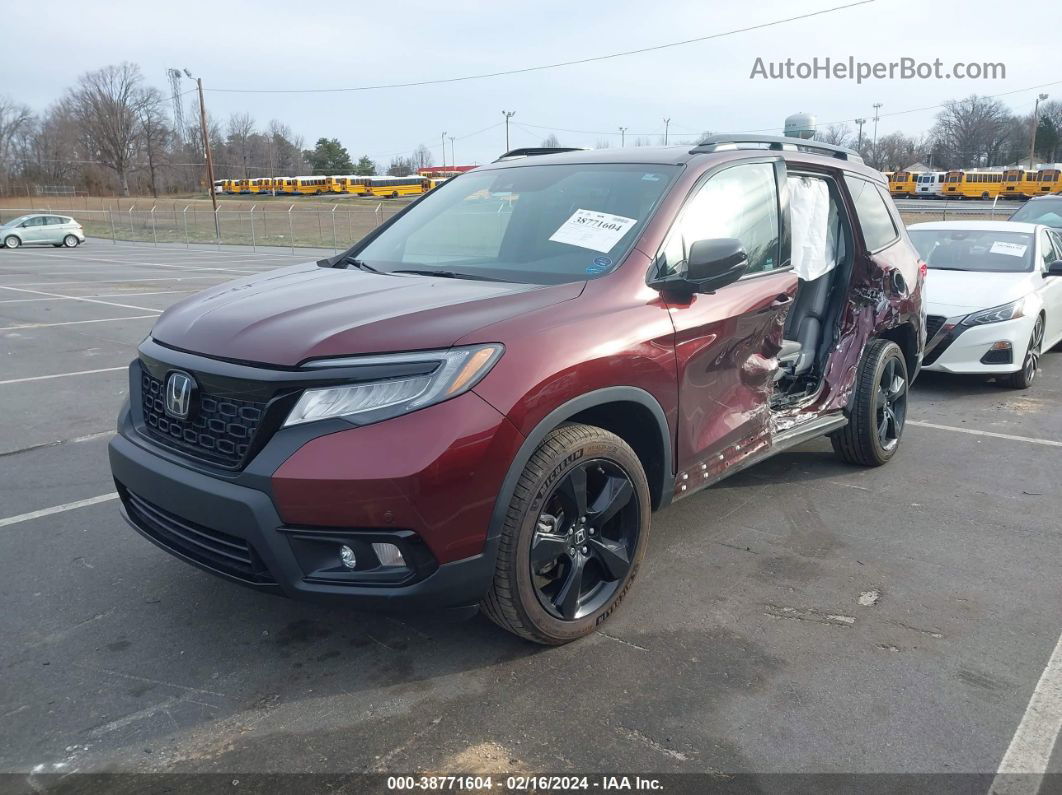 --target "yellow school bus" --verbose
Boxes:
[1001,168,1040,199]
[330,176,372,195]
[365,176,429,198]
[292,176,329,195]
[270,177,294,195]
[234,178,252,194]
[942,169,1004,199]
[427,177,451,191]
[1036,166,1062,195]
[888,171,917,198]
